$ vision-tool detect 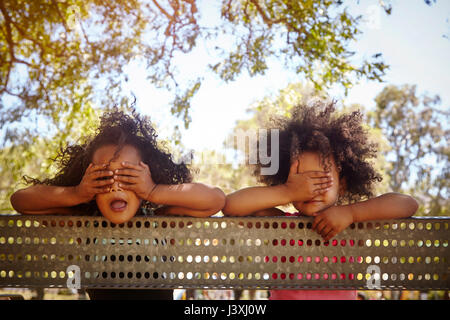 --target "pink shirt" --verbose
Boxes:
[269,212,357,300]
[270,289,357,300]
